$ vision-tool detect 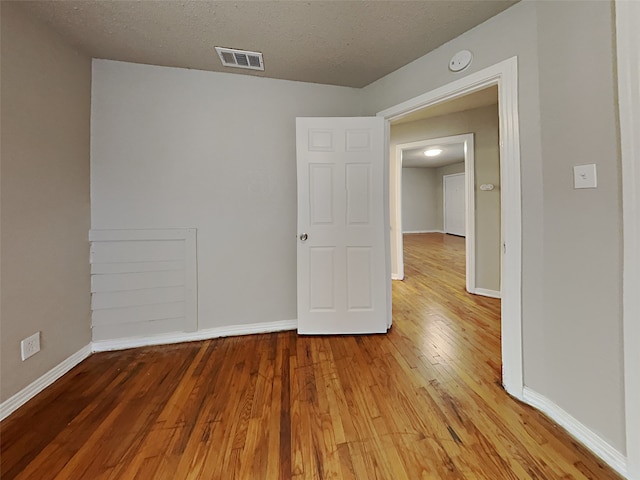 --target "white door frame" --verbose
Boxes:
[378,57,523,399]
[392,134,475,291]
[616,0,640,477]
[443,172,466,237]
